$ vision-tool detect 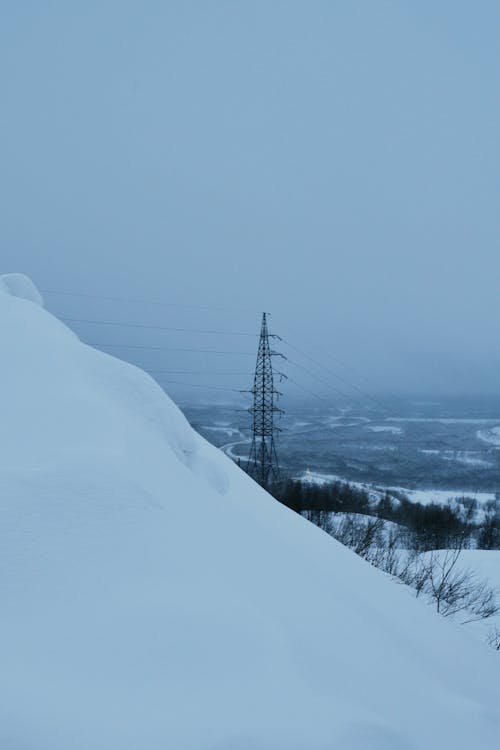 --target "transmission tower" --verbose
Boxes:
[246,312,286,487]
